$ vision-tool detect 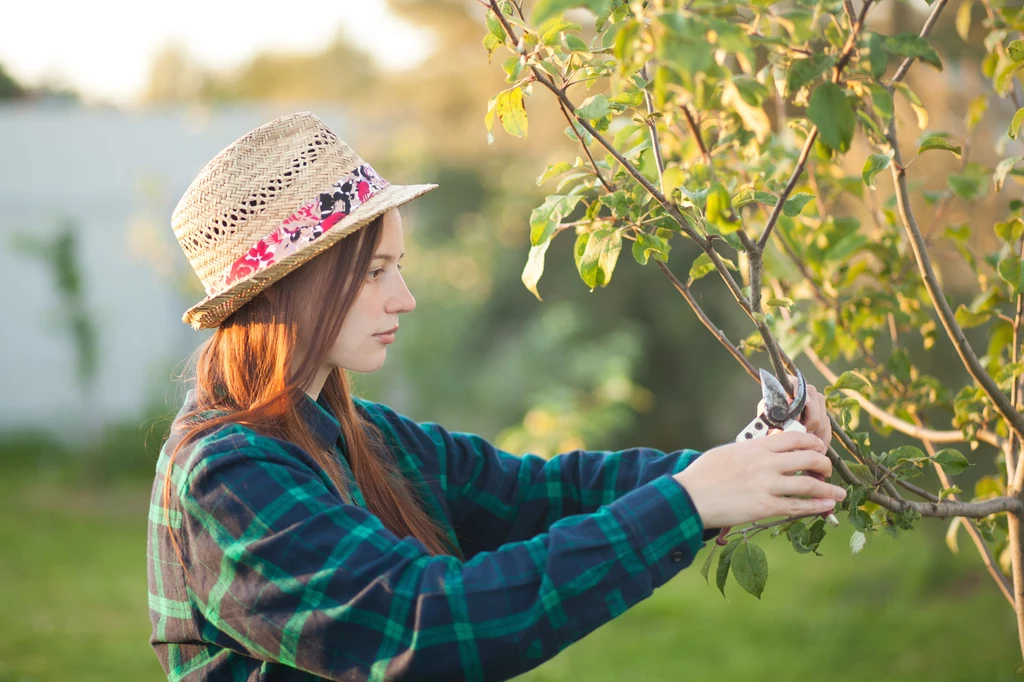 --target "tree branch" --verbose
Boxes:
[804,345,1003,449]
[754,0,872,252]
[488,1,756,316]
[555,98,613,191]
[656,261,759,382]
[885,122,1024,447]
[911,413,1016,607]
